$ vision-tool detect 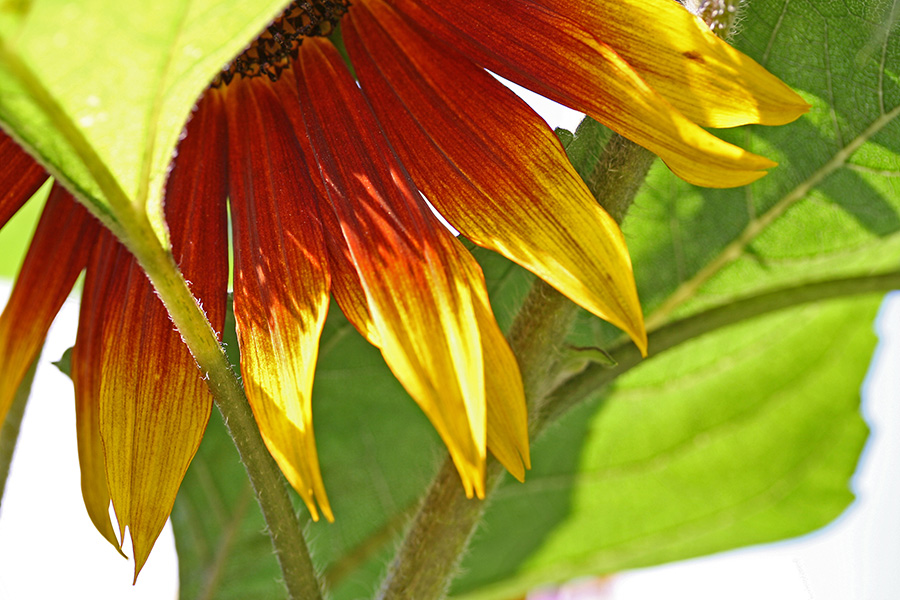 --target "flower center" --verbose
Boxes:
[216,0,350,85]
